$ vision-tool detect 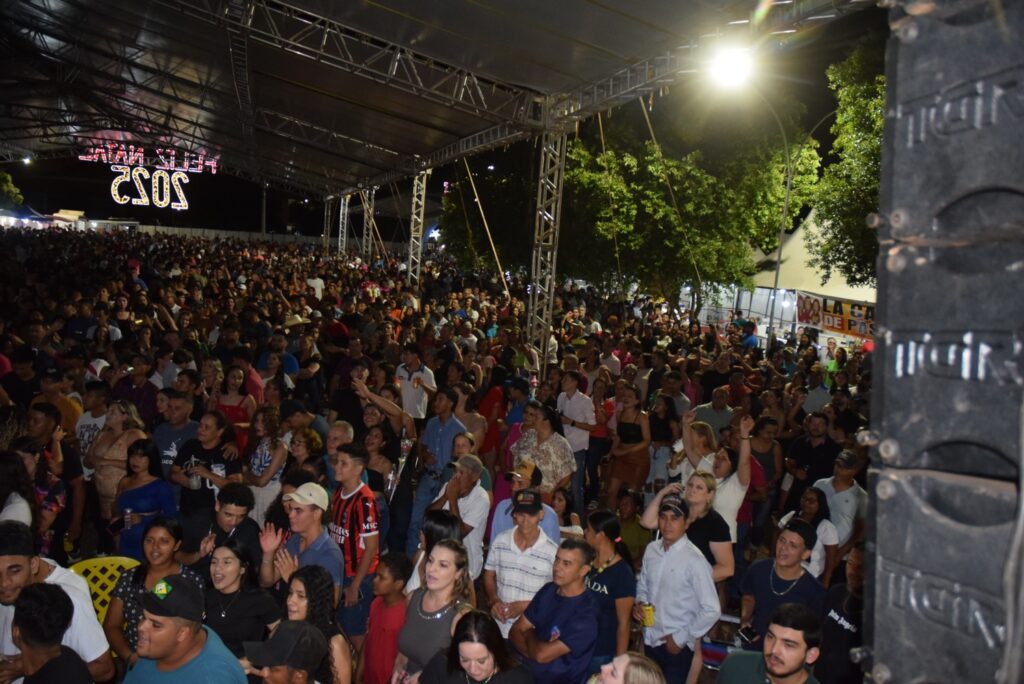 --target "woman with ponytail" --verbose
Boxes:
[584,510,637,676]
